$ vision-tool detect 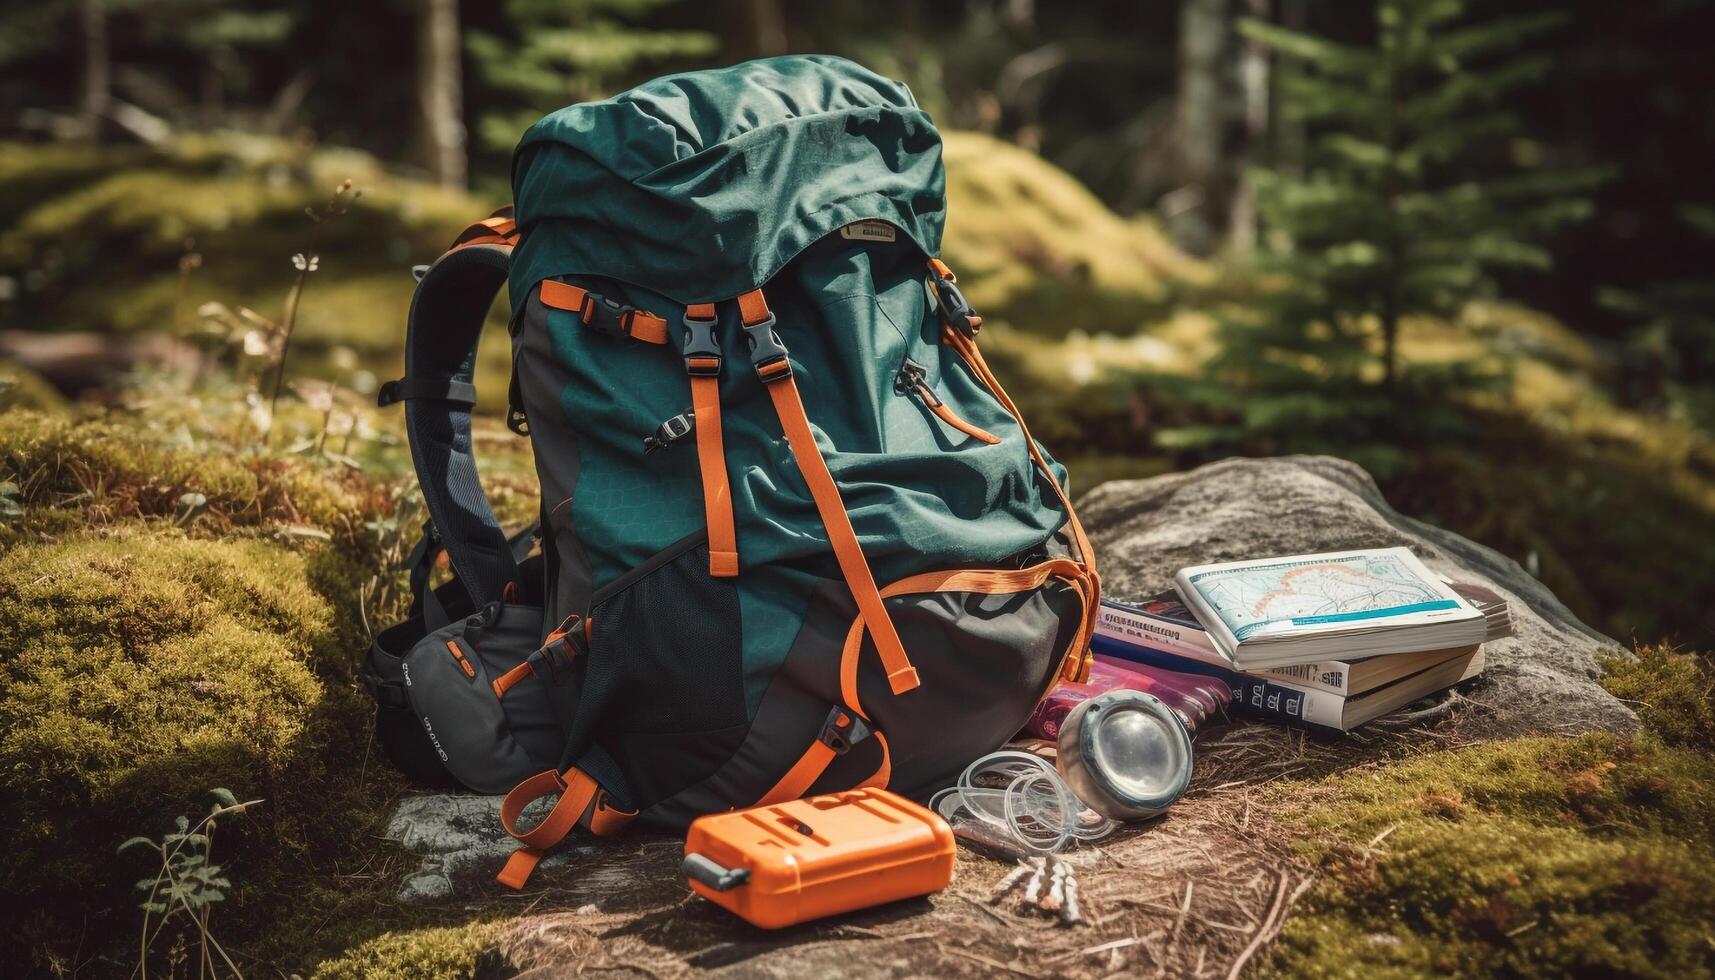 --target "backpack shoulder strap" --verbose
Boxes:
[378,207,522,608]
